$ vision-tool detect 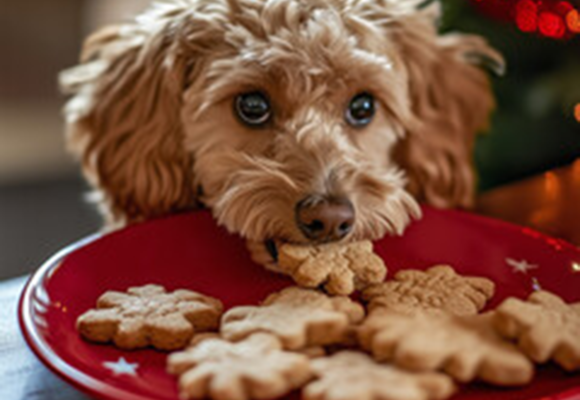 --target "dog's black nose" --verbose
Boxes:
[295,196,355,242]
